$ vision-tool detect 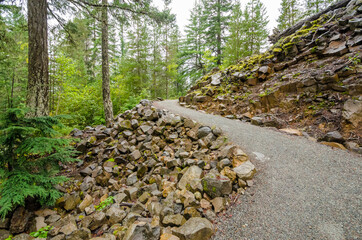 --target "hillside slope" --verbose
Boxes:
[180,0,362,152]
